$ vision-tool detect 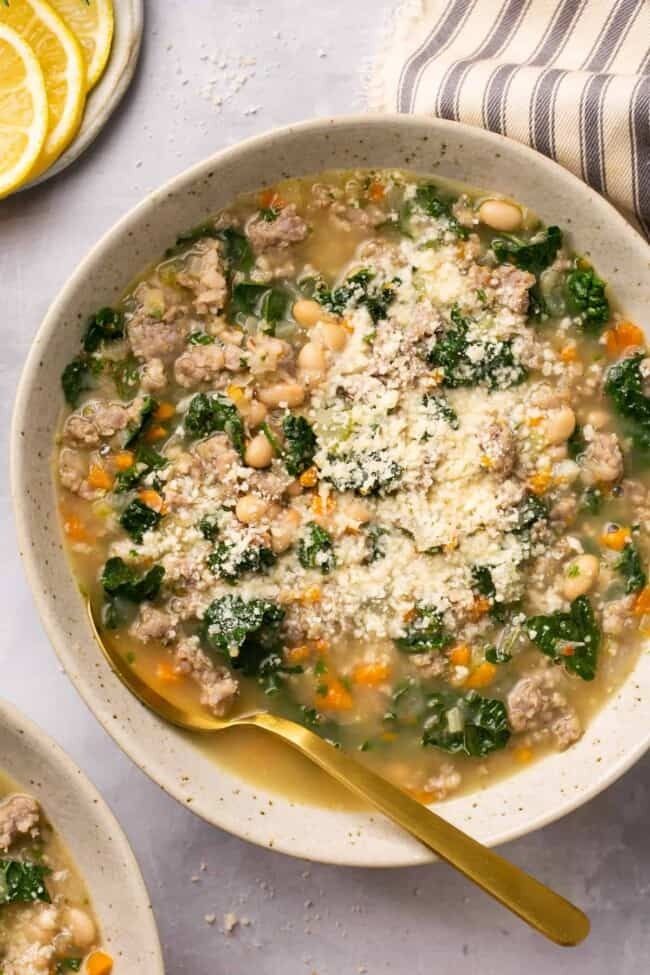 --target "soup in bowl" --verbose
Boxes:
[13,116,650,865]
